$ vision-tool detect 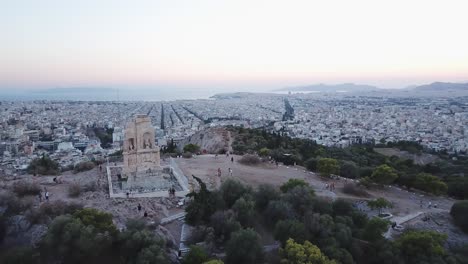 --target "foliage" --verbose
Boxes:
[93,127,114,148]
[450,200,468,233]
[27,154,60,175]
[12,180,41,196]
[370,165,398,185]
[209,210,241,242]
[259,147,270,156]
[280,238,337,264]
[39,215,115,263]
[232,196,255,227]
[362,218,389,242]
[184,143,201,153]
[395,230,448,263]
[73,161,96,173]
[318,158,340,177]
[265,200,295,227]
[73,208,117,234]
[254,184,280,211]
[339,161,359,179]
[225,229,264,264]
[280,179,309,193]
[413,173,448,195]
[0,247,39,264]
[447,176,468,199]
[332,199,354,216]
[186,176,224,225]
[26,200,83,224]
[68,183,82,197]
[342,183,369,197]
[238,154,261,165]
[305,157,319,171]
[367,198,393,214]
[0,215,5,244]
[182,245,209,264]
[203,260,224,264]
[220,179,252,208]
[274,220,306,246]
